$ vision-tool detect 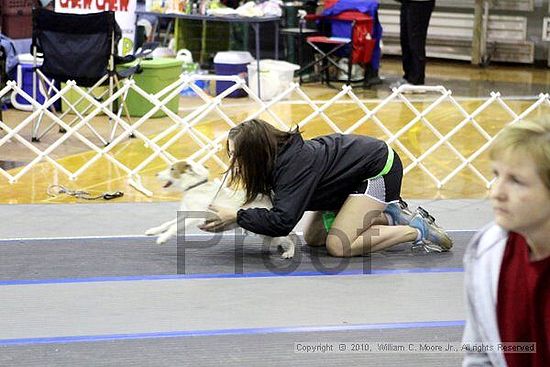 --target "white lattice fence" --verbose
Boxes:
[1,74,548,195]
